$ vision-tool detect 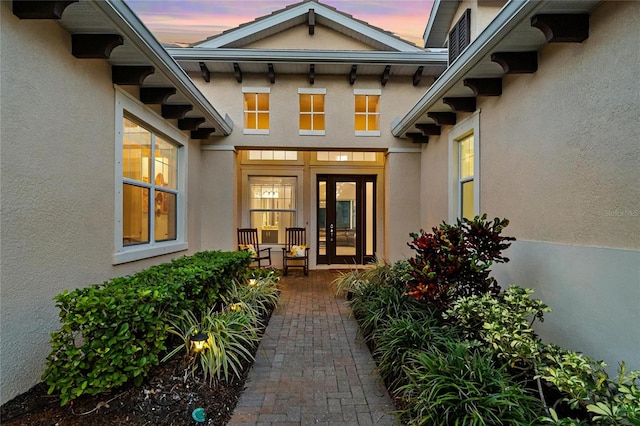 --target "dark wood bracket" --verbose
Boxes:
[381,65,391,86]
[406,133,429,144]
[443,97,476,112]
[463,78,502,96]
[309,64,315,85]
[491,51,538,74]
[233,63,242,83]
[13,0,78,19]
[112,65,154,85]
[308,9,315,35]
[427,112,457,126]
[268,63,275,84]
[191,128,216,139]
[199,62,210,83]
[415,123,441,135]
[531,14,589,43]
[349,65,357,85]
[140,87,176,104]
[178,117,205,130]
[162,104,193,119]
[413,66,424,86]
[71,34,123,59]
